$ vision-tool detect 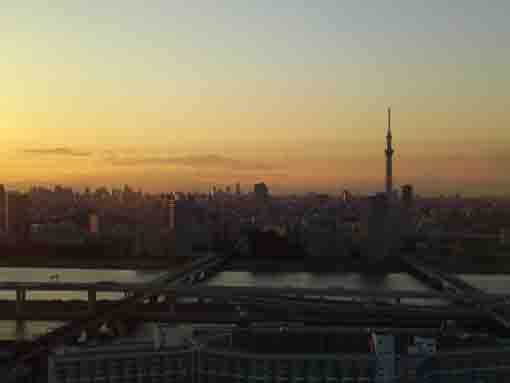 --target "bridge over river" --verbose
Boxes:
[4,252,231,382]
[5,251,510,382]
